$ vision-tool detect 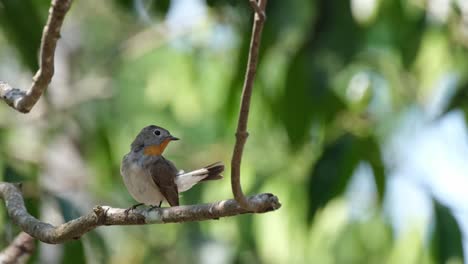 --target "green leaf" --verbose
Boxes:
[220,11,256,133]
[0,0,45,71]
[278,47,346,150]
[233,215,261,263]
[114,0,133,11]
[206,0,237,7]
[306,134,358,222]
[374,0,426,68]
[83,231,109,264]
[54,196,87,263]
[359,136,386,202]
[443,79,468,122]
[309,0,365,62]
[114,0,171,17]
[307,133,385,222]
[275,0,369,150]
[431,199,464,263]
[153,0,171,14]
[3,165,27,182]
[55,196,81,222]
[56,197,109,263]
[63,240,86,264]
[220,0,304,133]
